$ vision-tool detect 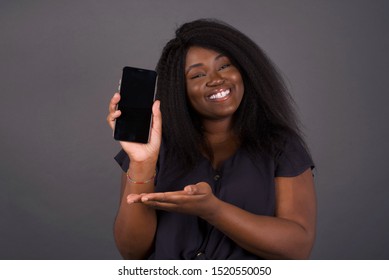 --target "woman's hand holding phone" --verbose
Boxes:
[107,93,162,165]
